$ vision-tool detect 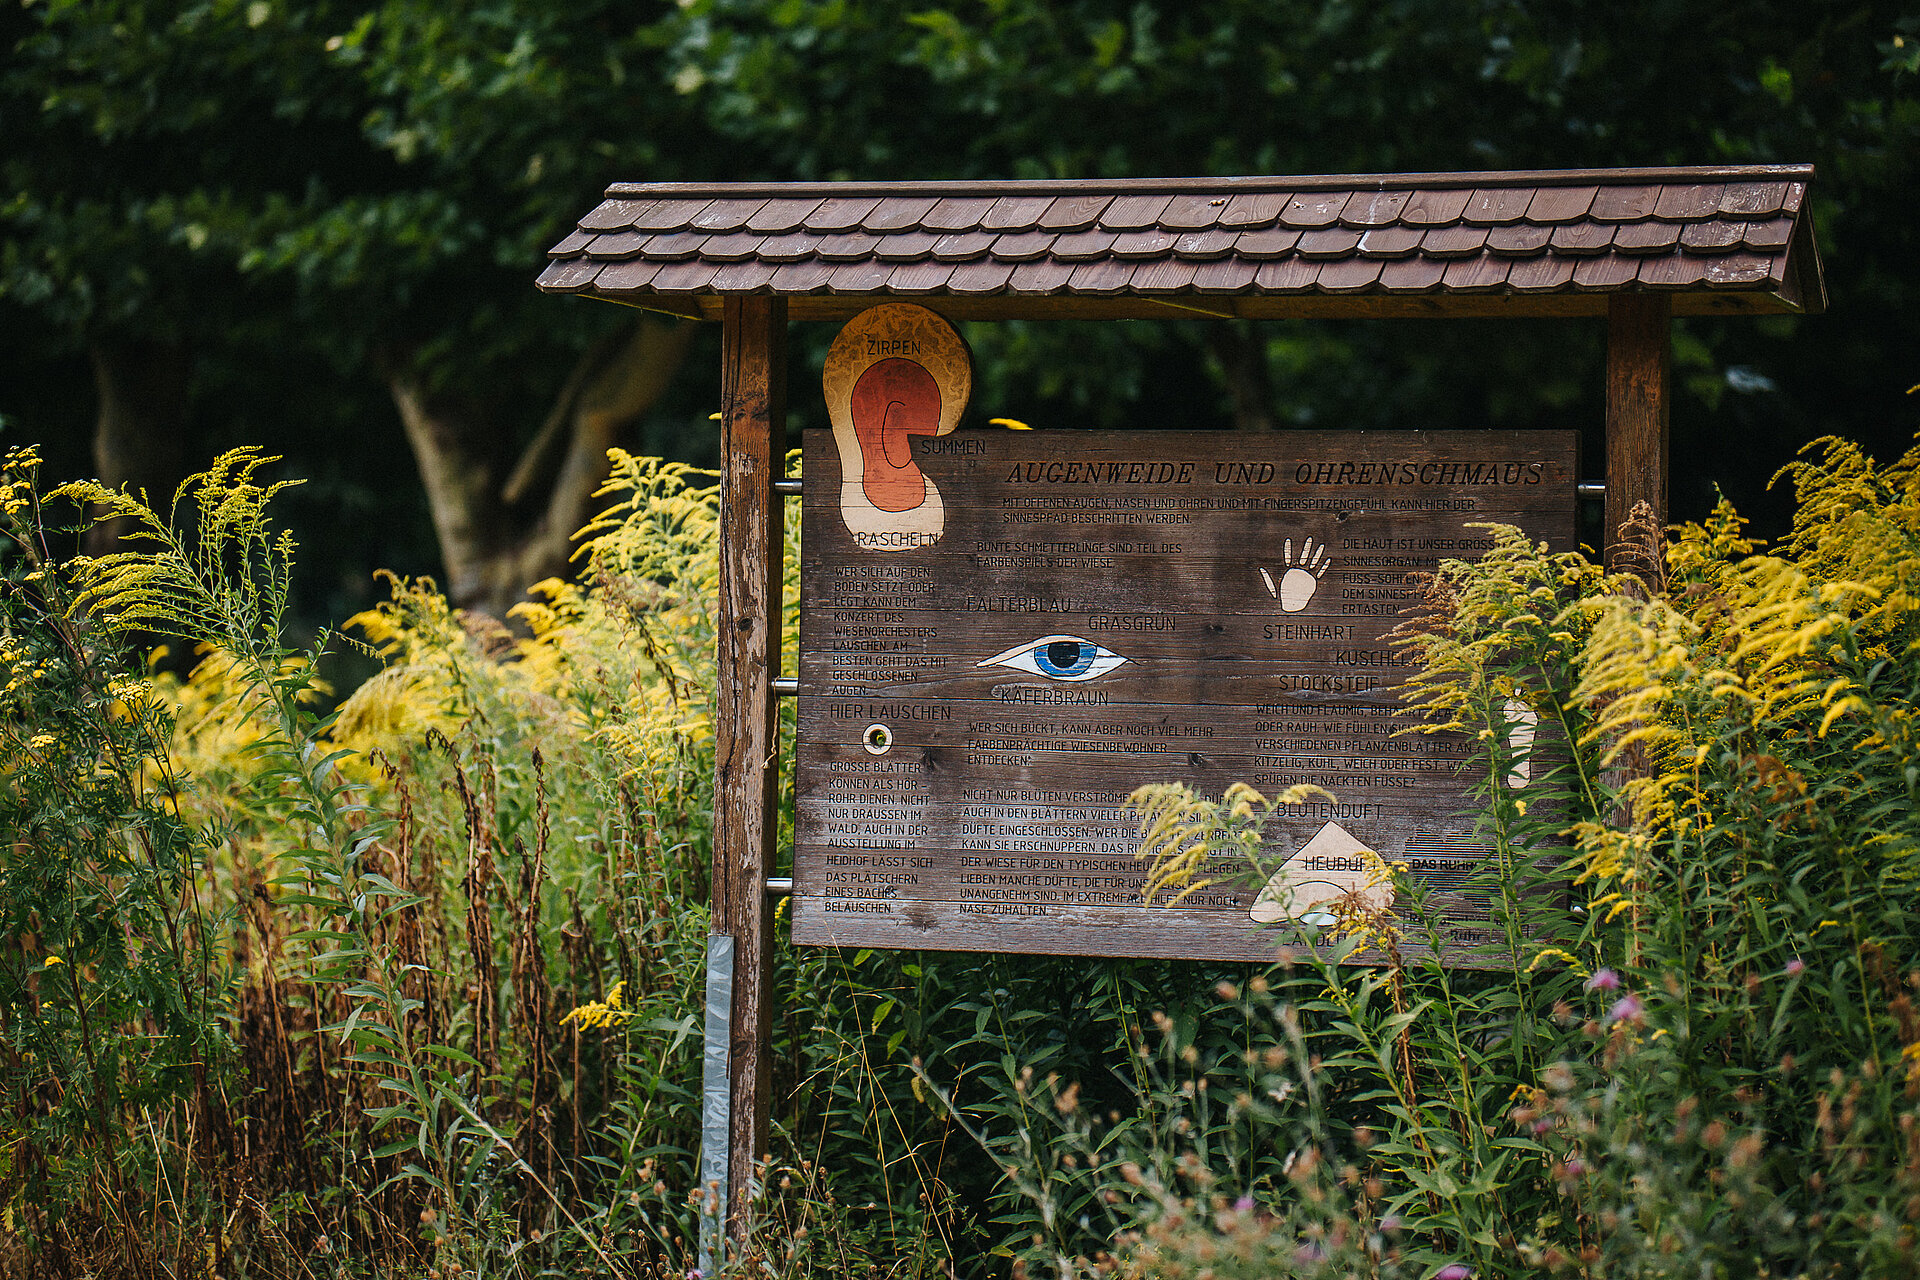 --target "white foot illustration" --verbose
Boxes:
[1502,698,1538,788]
